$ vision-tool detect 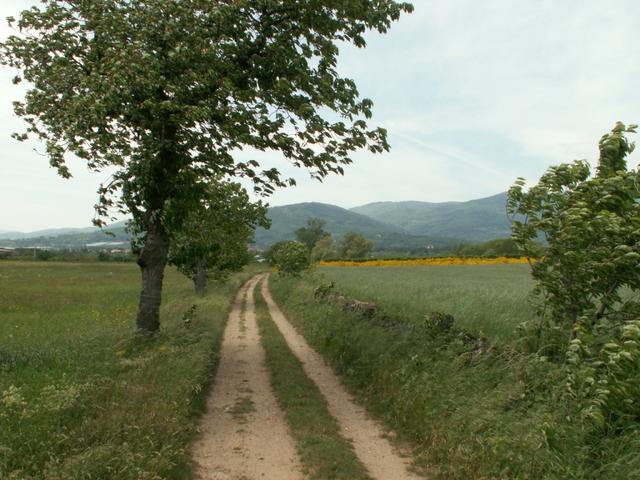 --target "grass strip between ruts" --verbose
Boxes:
[253,282,371,480]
